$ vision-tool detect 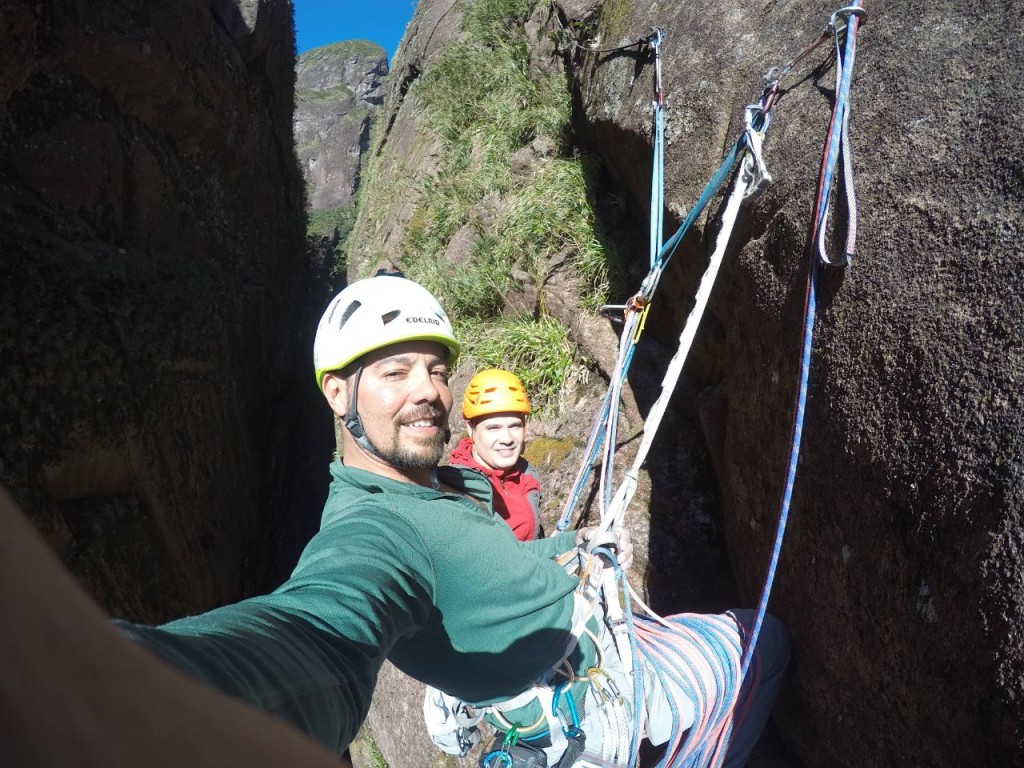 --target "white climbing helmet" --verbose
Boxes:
[313,275,459,388]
